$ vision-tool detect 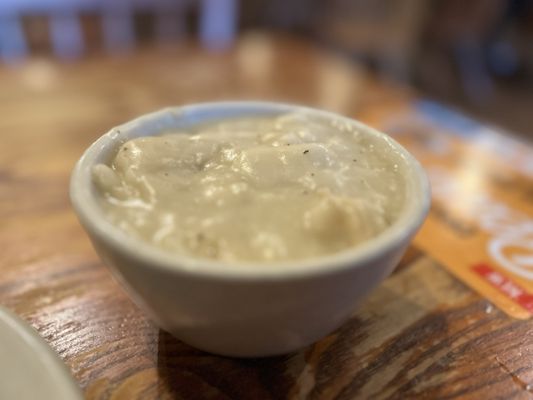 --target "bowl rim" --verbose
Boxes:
[70,101,431,281]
